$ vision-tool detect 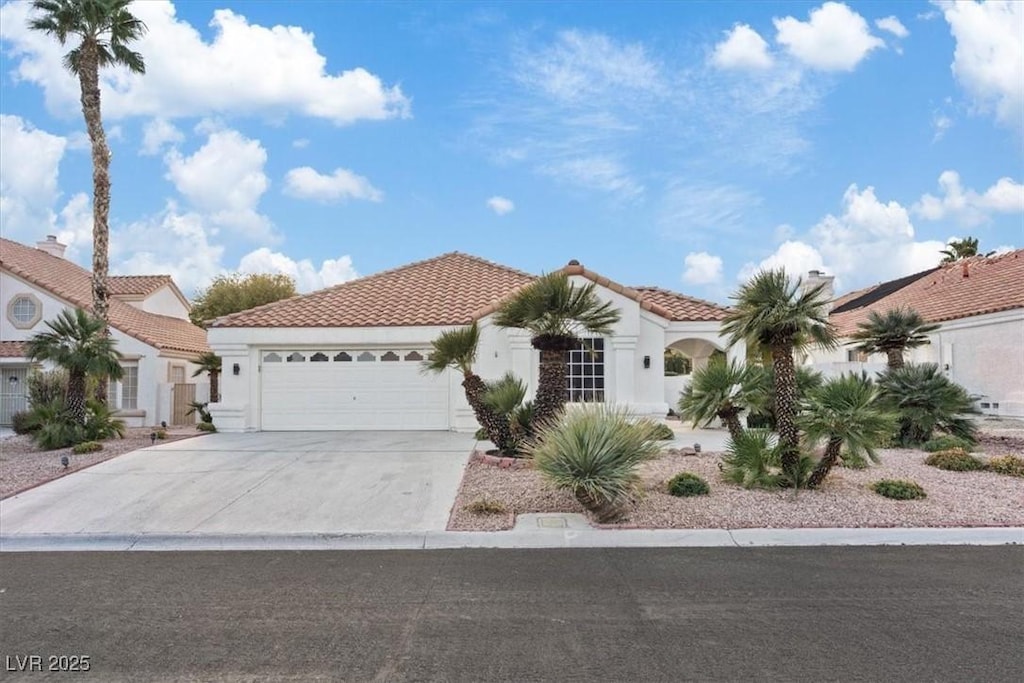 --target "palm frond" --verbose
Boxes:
[422,323,479,375]
[493,272,621,341]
